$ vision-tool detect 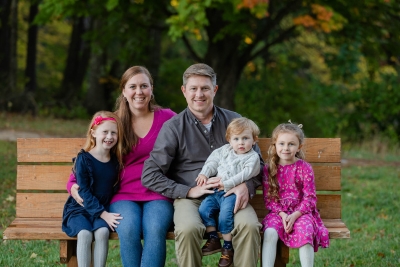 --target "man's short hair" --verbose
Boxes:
[182,63,217,87]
